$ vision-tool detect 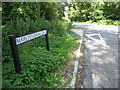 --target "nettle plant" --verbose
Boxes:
[2,19,76,88]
